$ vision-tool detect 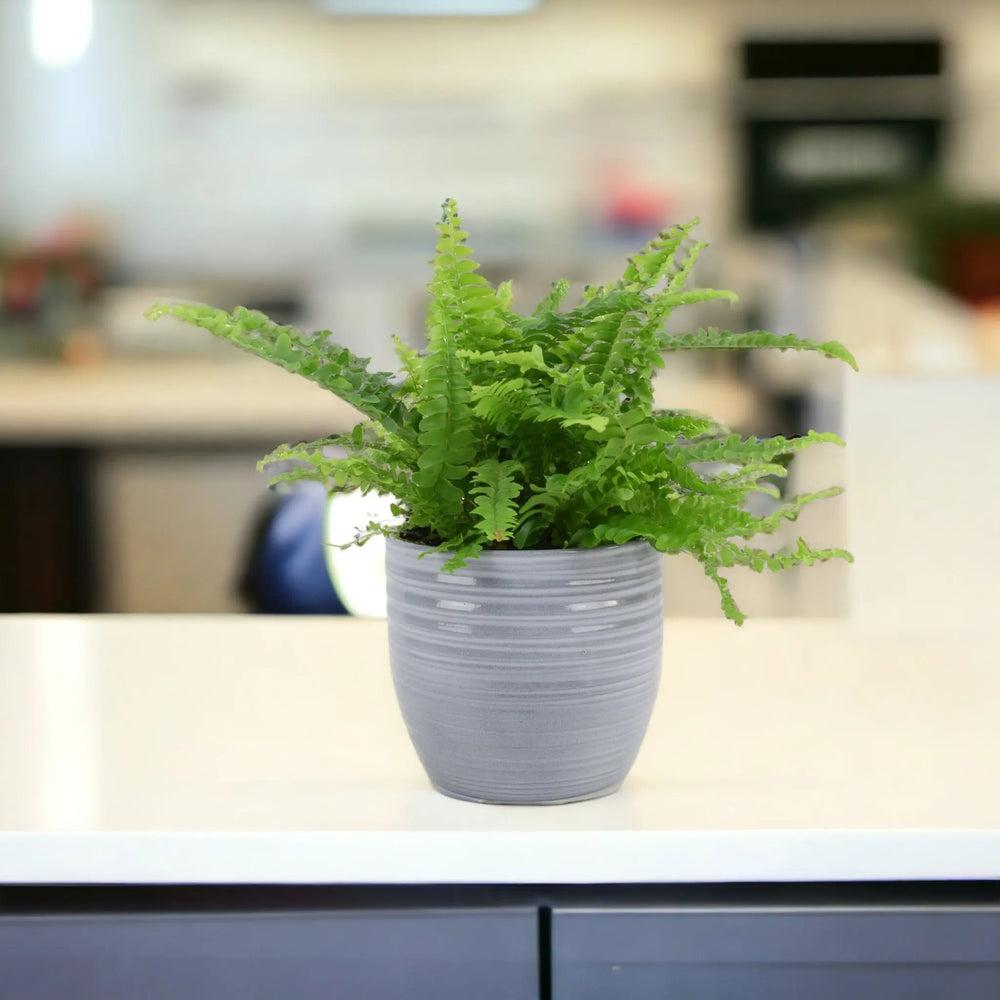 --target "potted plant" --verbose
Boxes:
[148,199,854,805]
